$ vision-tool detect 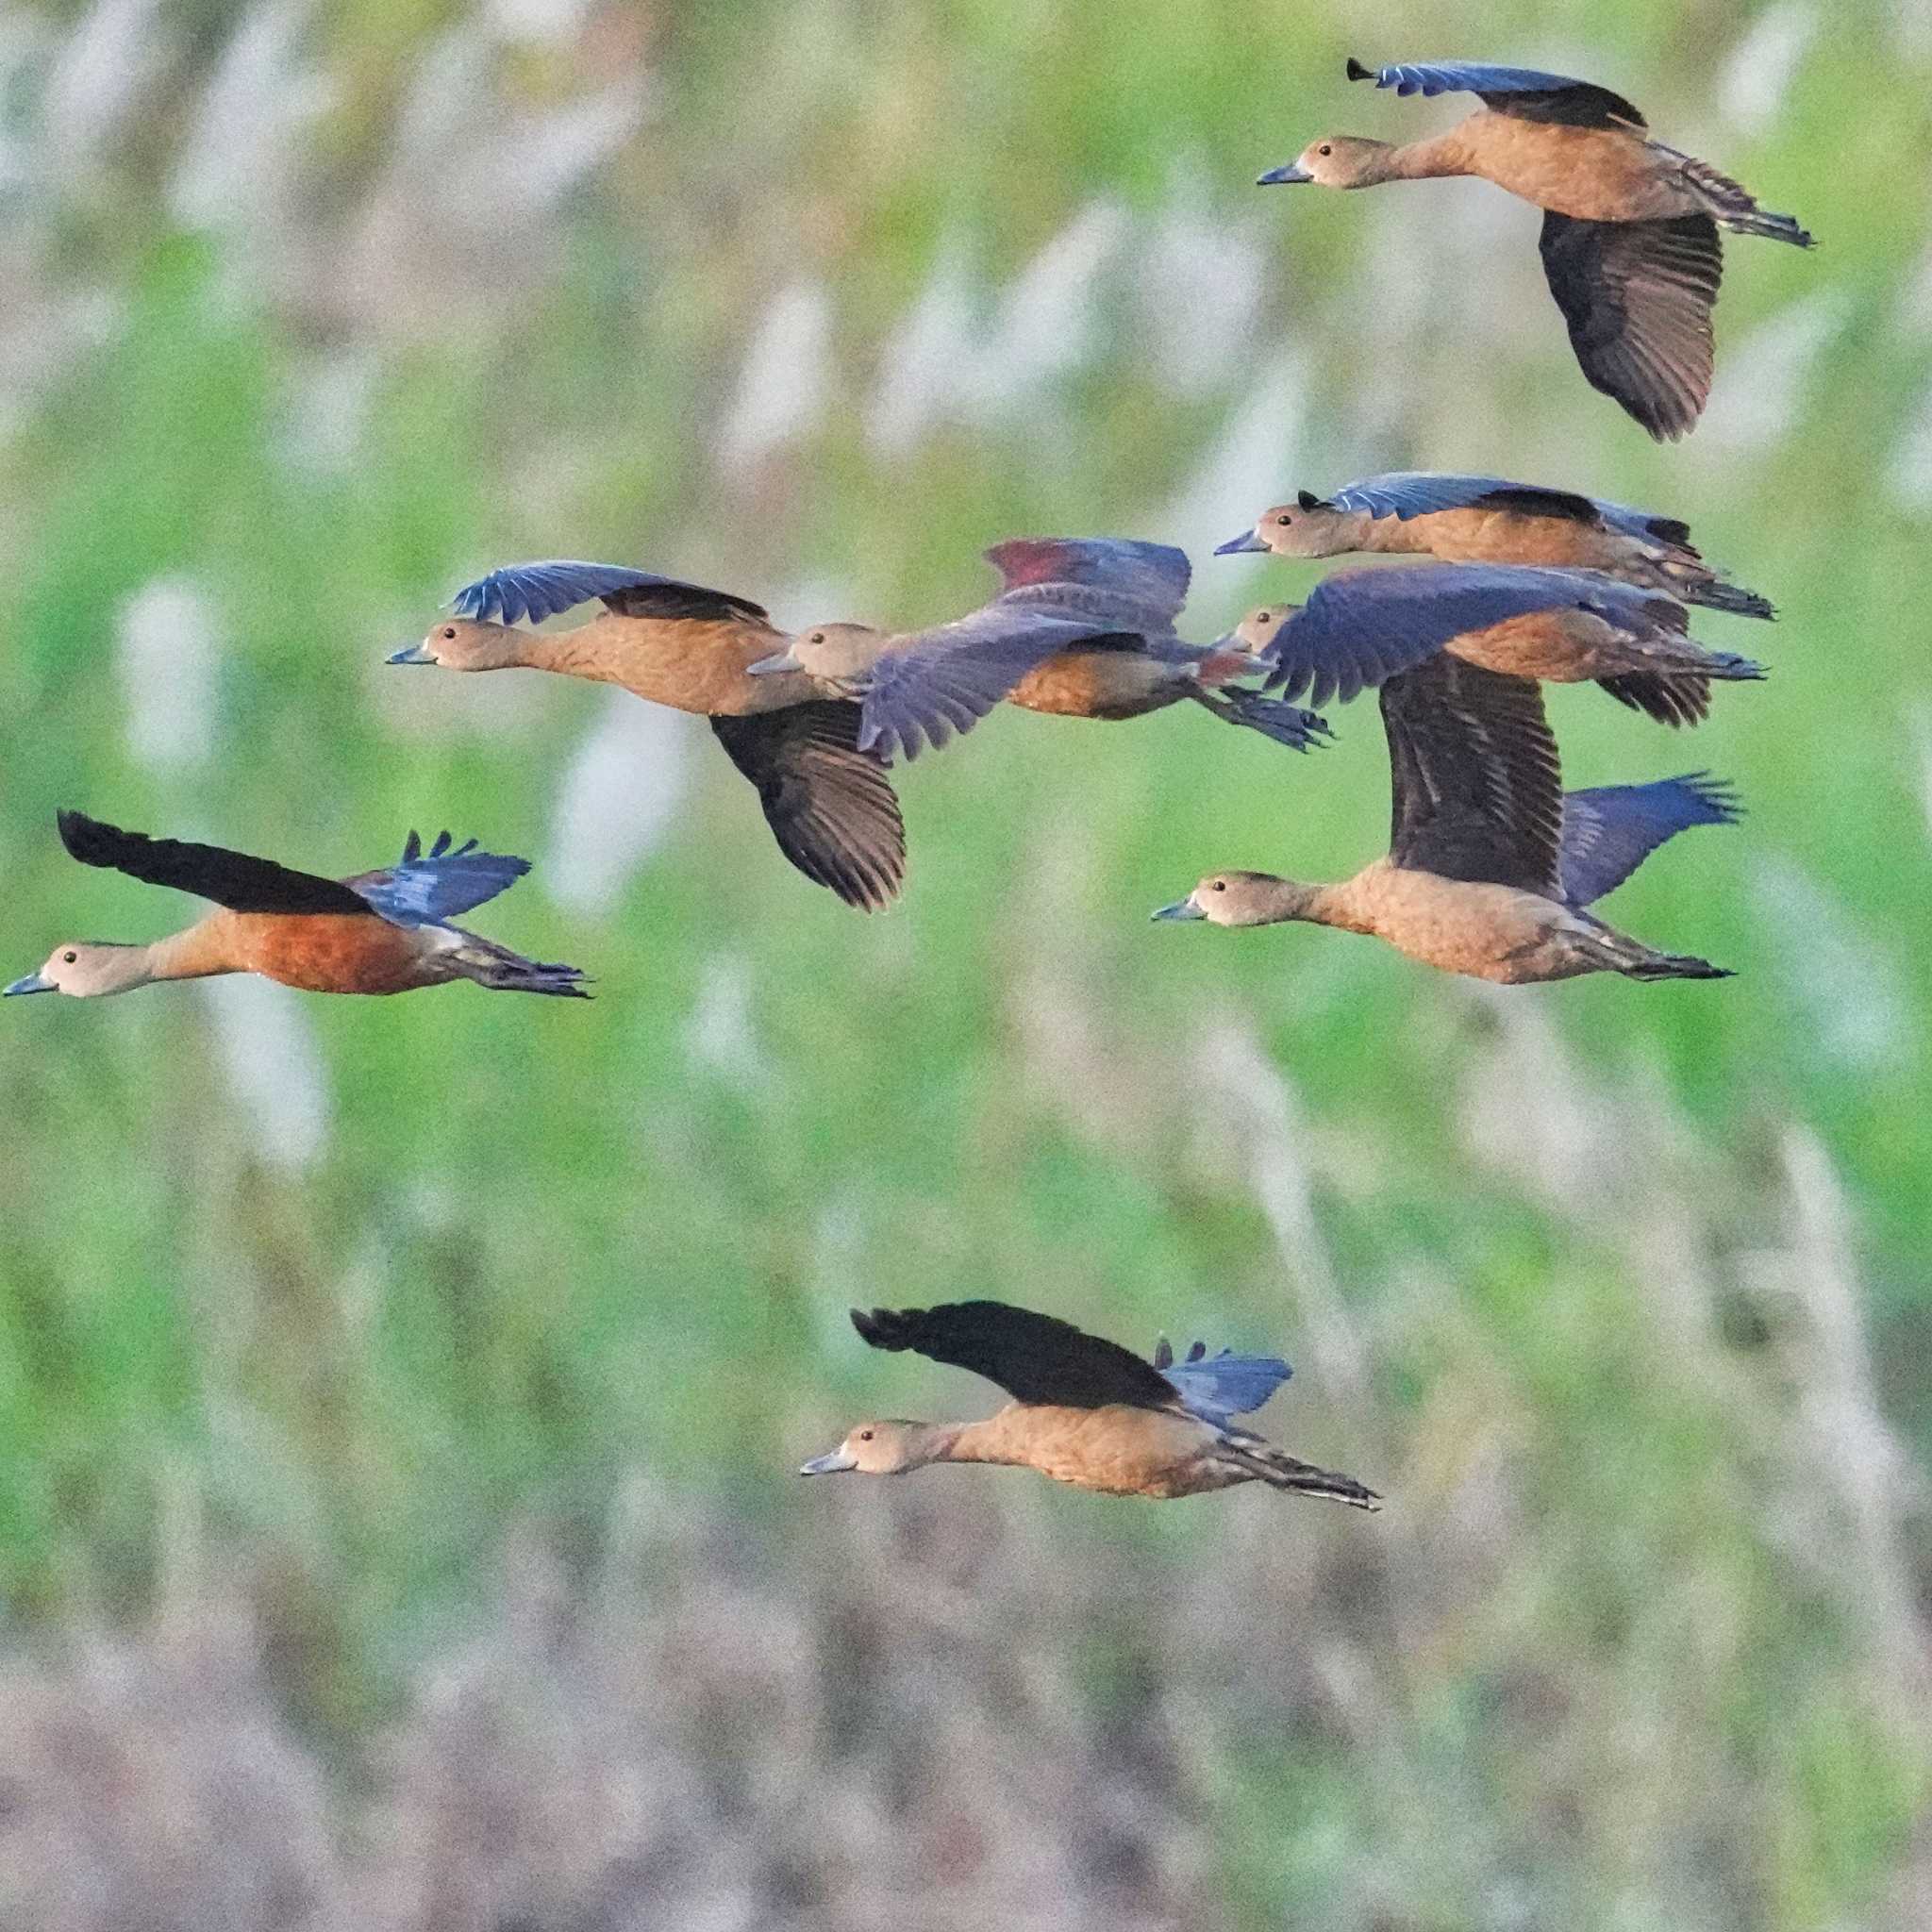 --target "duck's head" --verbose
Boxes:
[747,622,888,689]
[799,1419,934,1476]
[389,618,525,671]
[1258,136,1393,190]
[1215,495,1345,560]
[7,941,153,999]
[1152,871,1311,929]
